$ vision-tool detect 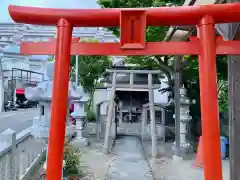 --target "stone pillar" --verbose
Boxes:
[141,107,147,141]
[111,104,117,140]
[96,103,101,141]
[130,72,134,88]
[0,129,17,180]
[174,56,181,157]
[161,109,166,142]
[118,101,123,125]
[103,72,117,154]
[148,73,158,158]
